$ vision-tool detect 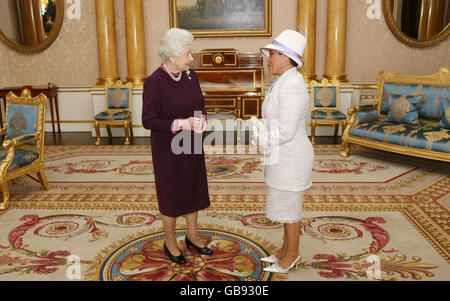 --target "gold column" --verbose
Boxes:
[418,0,430,40]
[125,0,147,86]
[32,0,45,43]
[18,0,38,46]
[297,0,317,83]
[427,0,446,39]
[324,0,348,82]
[95,0,120,86]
